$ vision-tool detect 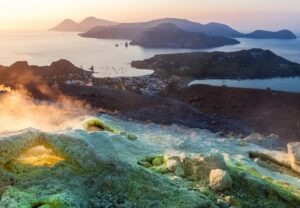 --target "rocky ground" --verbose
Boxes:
[60,81,300,148]
[59,84,251,138]
[1,116,300,207]
[173,85,300,146]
